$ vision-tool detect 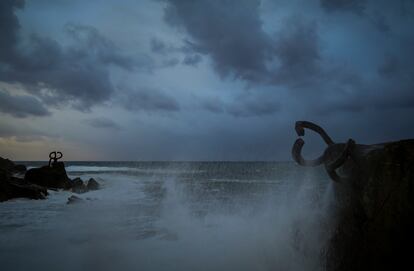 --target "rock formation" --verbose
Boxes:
[70,177,100,194]
[25,162,71,189]
[1,158,47,202]
[0,157,27,175]
[67,195,83,204]
[1,152,101,202]
[292,121,414,271]
[71,177,87,193]
[86,178,100,190]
